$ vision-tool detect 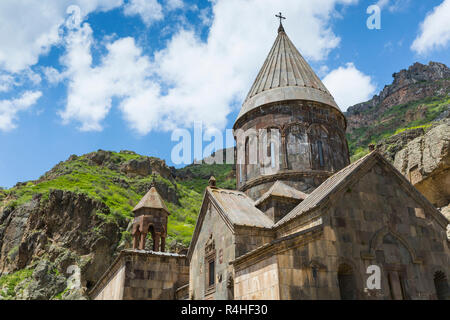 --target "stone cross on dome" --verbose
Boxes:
[275,12,286,33]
